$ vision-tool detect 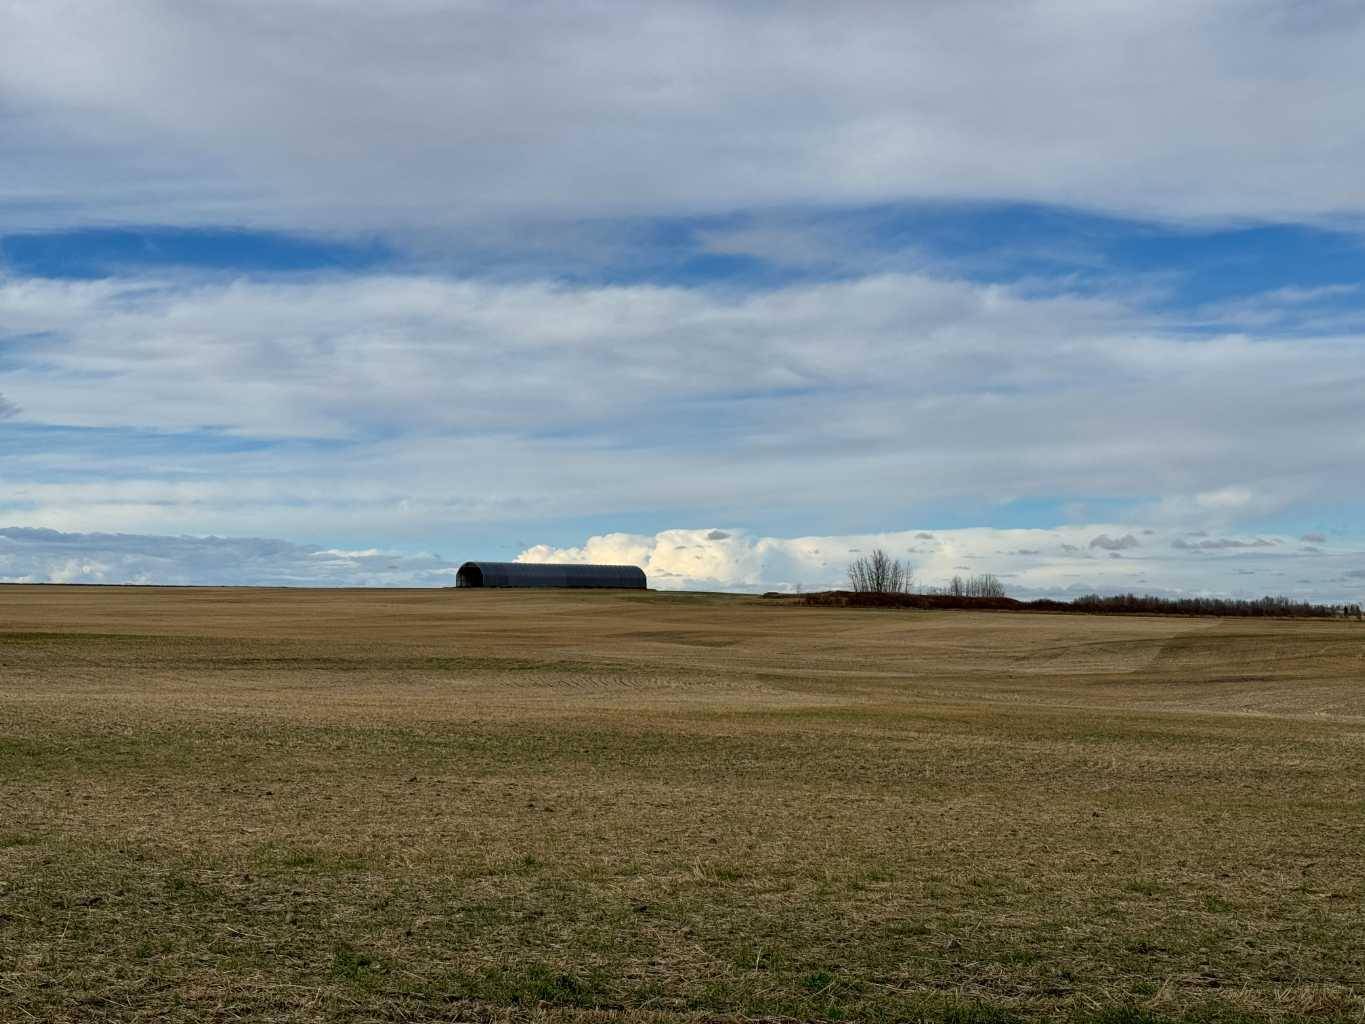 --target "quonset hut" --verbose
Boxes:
[455,561,646,589]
